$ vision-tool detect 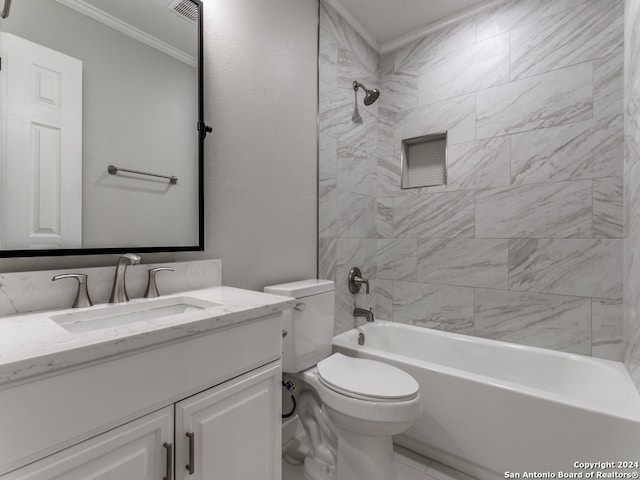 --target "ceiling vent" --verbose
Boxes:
[168,0,198,23]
